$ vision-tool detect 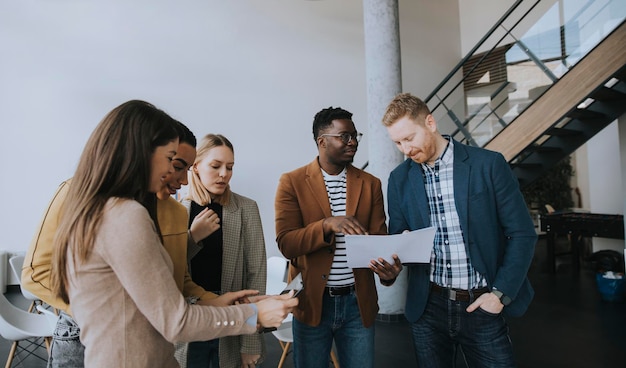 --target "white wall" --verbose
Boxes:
[584,120,625,254]
[399,0,463,100]
[458,0,516,55]
[0,0,357,257]
[0,0,469,257]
